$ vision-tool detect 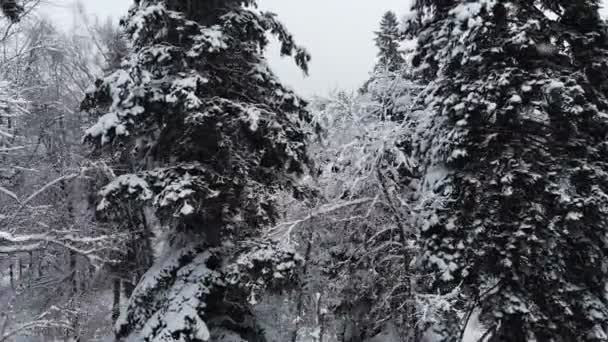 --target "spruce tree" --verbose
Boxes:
[405,0,608,340]
[374,11,404,72]
[364,11,408,121]
[82,1,311,340]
